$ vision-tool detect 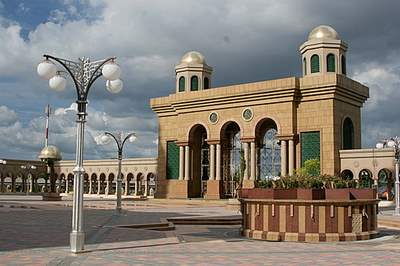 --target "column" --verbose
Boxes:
[216,144,221,181]
[0,178,4,193]
[124,179,129,196]
[184,145,190,181]
[97,179,101,195]
[288,139,294,176]
[210,144,215,180]
[134,177,138,196]
[144,179,148,196]
[243,142,249,180]
[250,142,256,180]
[66,179,70,193]
[280,140,287,177]
[179,146,185,180]
[88,177,92,194]
[105,179,110,196]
